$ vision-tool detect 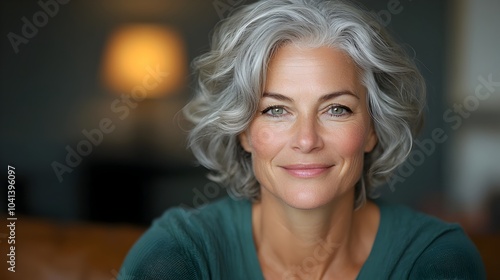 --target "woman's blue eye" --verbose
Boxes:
[263,106,287,116]
[328,106,350,116]
[270,107,284,115]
